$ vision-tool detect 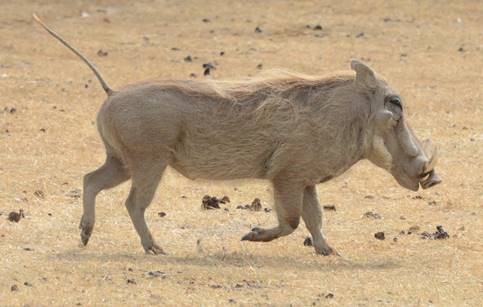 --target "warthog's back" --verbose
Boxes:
[99,73,360,180]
